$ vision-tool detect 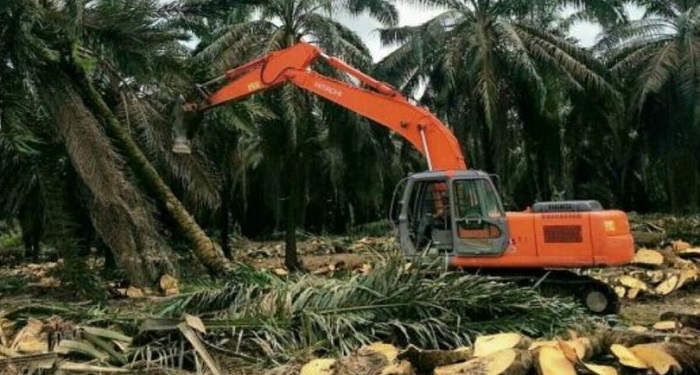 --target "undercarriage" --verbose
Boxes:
[452,267,620,316]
